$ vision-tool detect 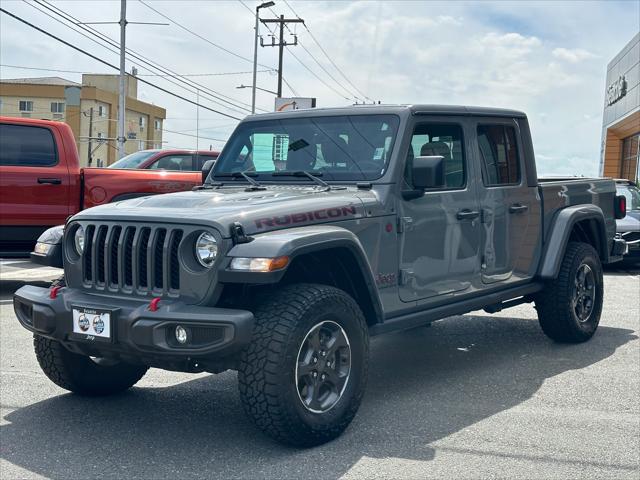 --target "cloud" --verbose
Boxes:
[1,0,638,176]
[552,47,598,63]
